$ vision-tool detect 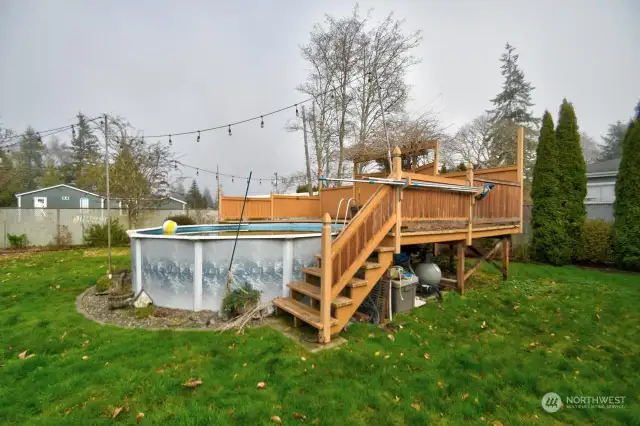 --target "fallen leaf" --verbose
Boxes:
[368,333,375,338]
[493,421,504,426]
[82,355,89,360]
[104,362,109,366]
[55,285,60,289]
[529,342,537,348]
[183,378,203,388]
[312,418,319,424]
[596,313,601,321]
[481,321,487,329]
[576,356,581,361]
[384,355,390,359]
[462,393,470,400]
[311,364,315,369]
[293,412,306,421]
[411,403,421,411]
[18,350,28,360]
[256,381,266,389]
[270,415,282,424]
[155,369,164,374]
[575,370,580,375]
[387,334,395,342]
[437,380,445,389]
[60,332,67,340]
[513,305,519,311]
[136,412,145,423]
[65,407,73,415]
[394,395,400,402]
[424,353,431,360]
[301,357,307,361]
[400,352,404,357]
[82,340,89,348]
[243,362,247,367]
[556,308,561,313]
[534,414,540,420]
[374,351,381,357]
[398,324,404,329]
[112,407,126,419]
